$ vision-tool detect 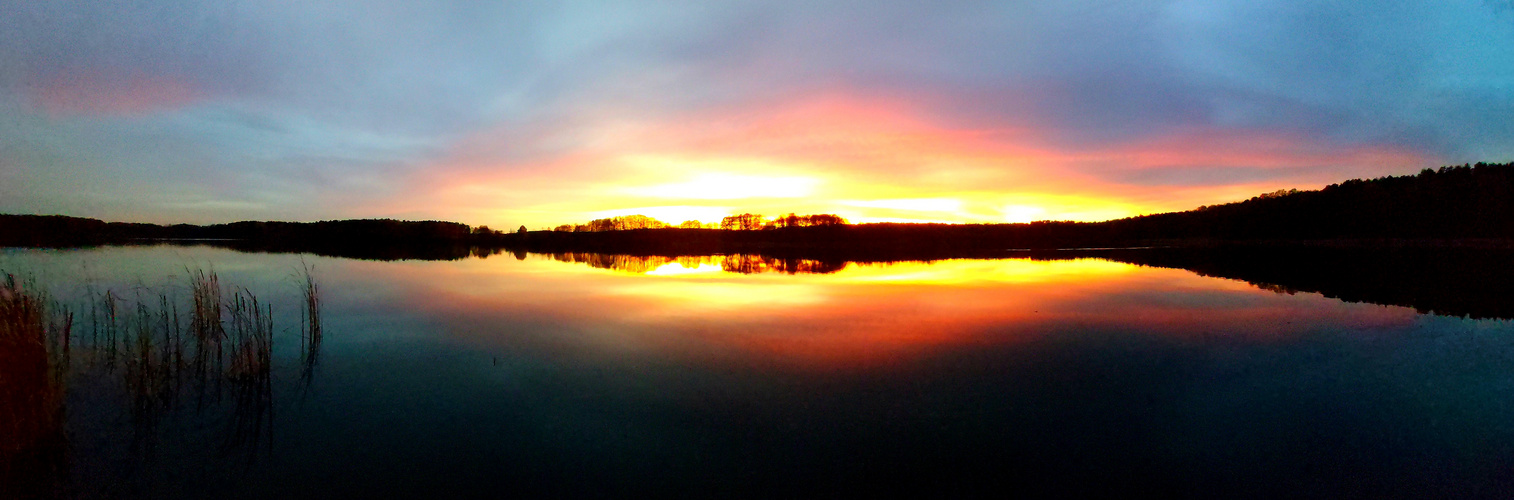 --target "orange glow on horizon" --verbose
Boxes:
[371,92,1434,229]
